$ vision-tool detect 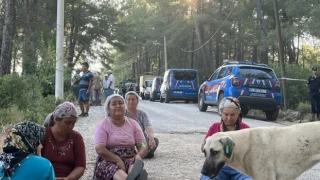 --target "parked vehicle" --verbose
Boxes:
[150,76,163,102]
[139,75,156,100]
[160,69,199,103]
[198,60,282,121]
[119,79,139,98]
